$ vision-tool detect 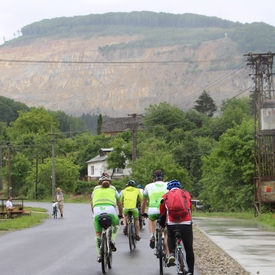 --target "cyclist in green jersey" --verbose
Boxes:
[91,173,123,263]
[141,170,168,250]
[120,180,143,240]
